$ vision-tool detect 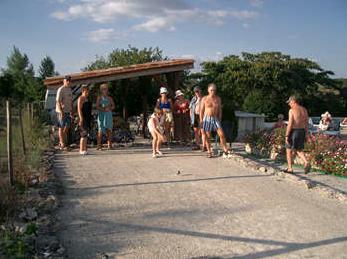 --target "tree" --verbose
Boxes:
[3,46,41,101]
[85,46,165,117]
[39,56,58,80]
[191,52,339,120]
